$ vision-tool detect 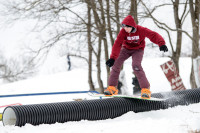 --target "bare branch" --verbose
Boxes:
[140,0,193,40]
